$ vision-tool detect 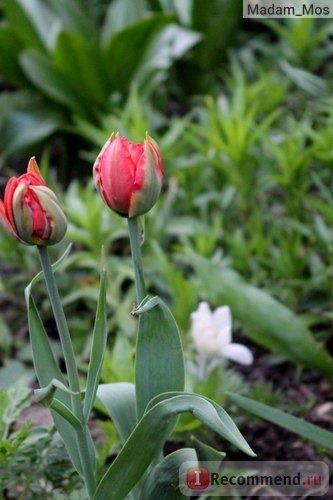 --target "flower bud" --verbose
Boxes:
[0,157,67,246]
[93,133,163,218]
